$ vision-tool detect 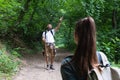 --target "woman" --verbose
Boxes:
[61,17,102,80]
